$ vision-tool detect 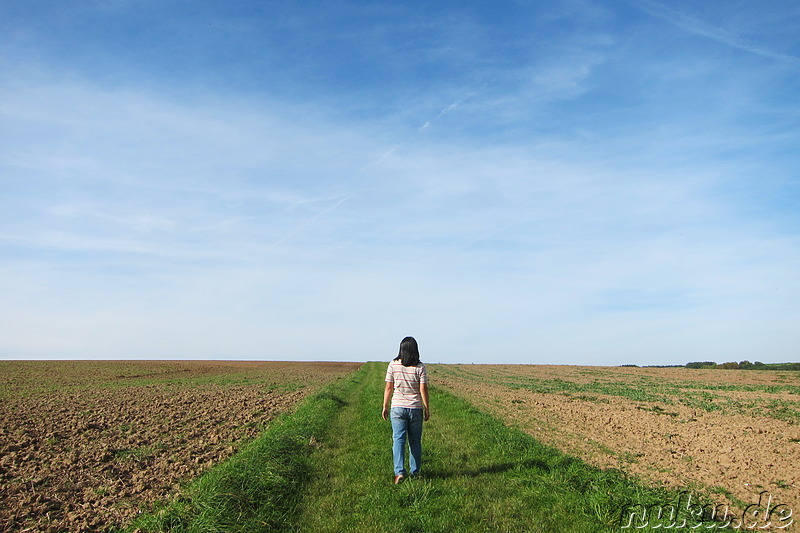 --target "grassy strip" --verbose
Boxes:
[440,364,800,395]
[434,365,800,421]
[125,368,365,532]
[291,362,726,532]
[127,362,729,531]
